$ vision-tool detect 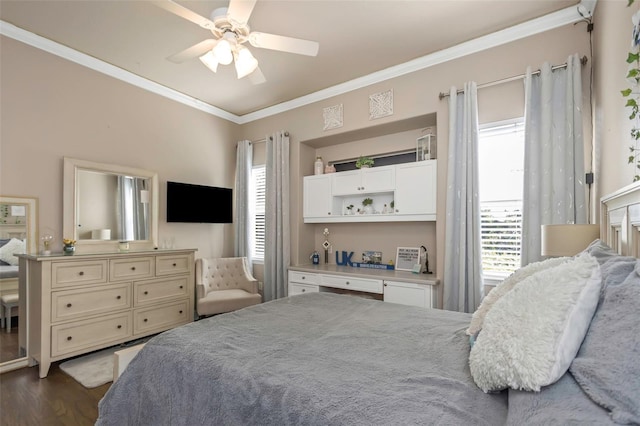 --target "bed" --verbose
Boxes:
[96,182,640,425]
